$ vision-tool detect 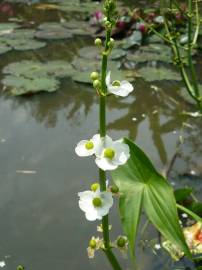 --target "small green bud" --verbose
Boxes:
[117,237,126,248]
[105,20,112,29]
[110,185,119,194]
[103,17,108,23]
[104,148,115,159]
[92,197,102,207]
[85,141,94,150]
[94,38,102,47]
[93,79,101,89]
[90,71,99,81]
[108,38,115,48]
[17,266,25,270]
[91,183,100,192]
[89,239,97,249]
